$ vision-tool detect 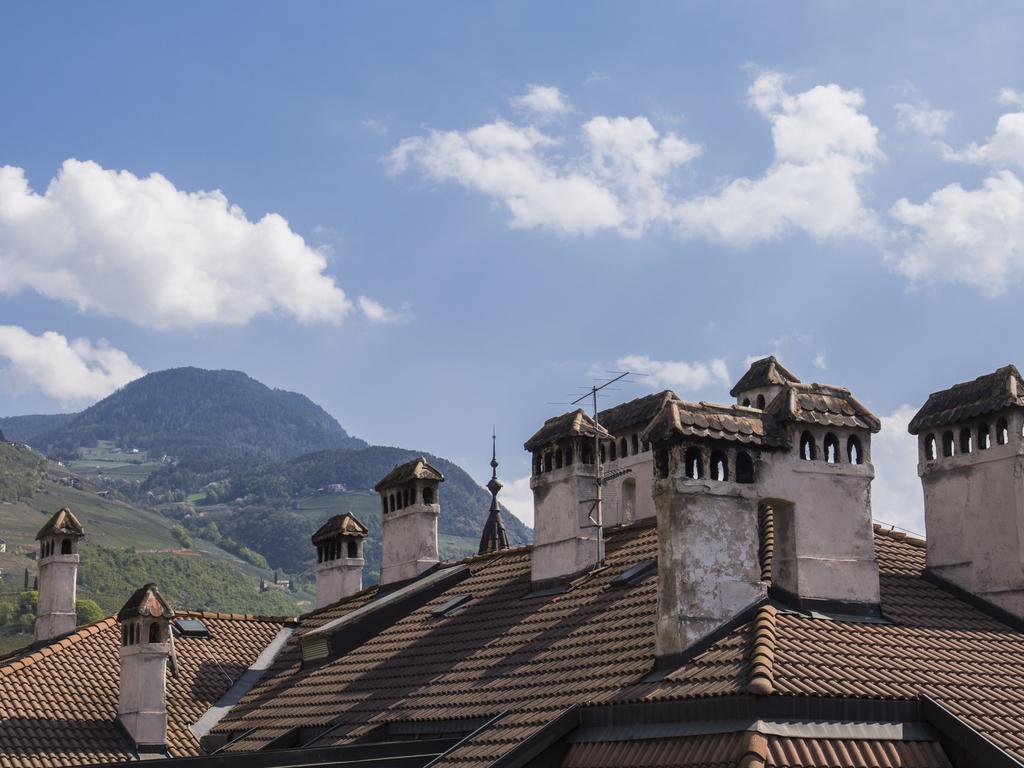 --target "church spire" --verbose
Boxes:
[479,428,510,555]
